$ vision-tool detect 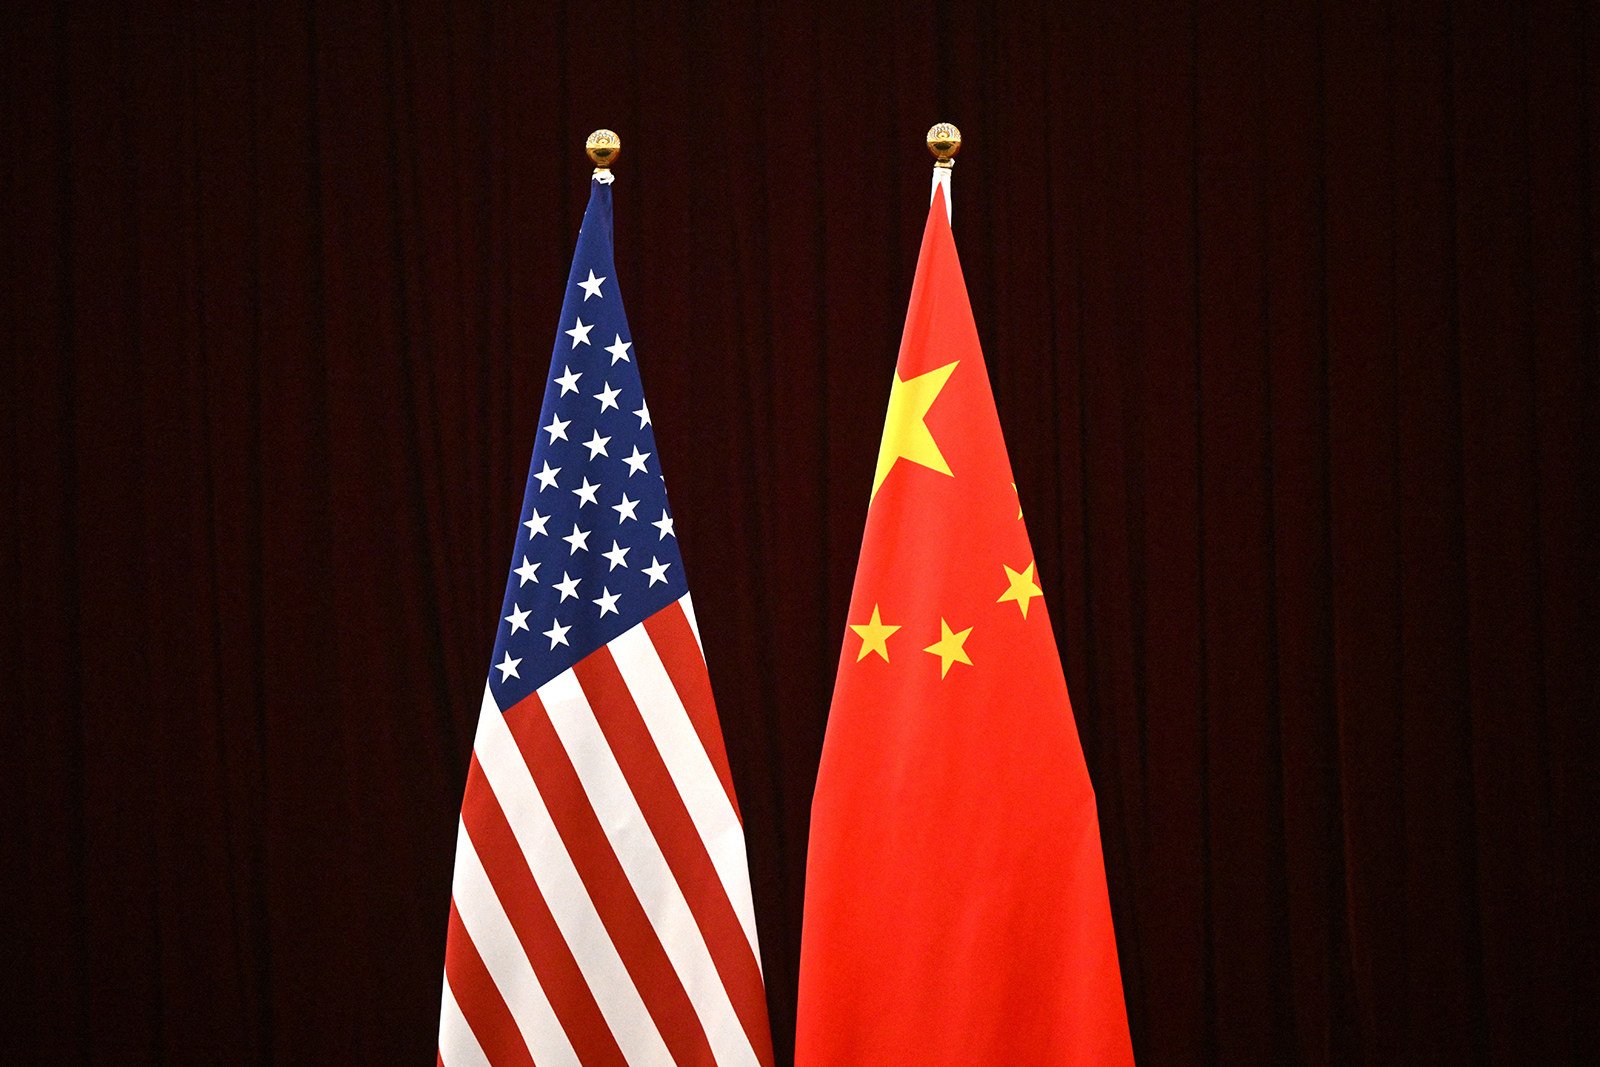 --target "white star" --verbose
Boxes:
[583,430,611,460]
[554,571,581,602]
[593,587,621,617]
[543,413,570,443]
[606,335,632,364]
[653,510,675,540]
[534,461,560,490]
[643,556,671,587]
[565,316,594,347]
[594,382,622,412]
[634,400,651,428]
[504,603,531,633]
[495,651,522,681]
[572,476,601,507]
[623,446,651,476]
[577,269,606,301]
[523,510,549,538]
[612,493,640,522]
[602,540,631,571]
[543,618,571,649]
[514,556,540,586]
[554,365,582,396]
[563,524,591,553]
